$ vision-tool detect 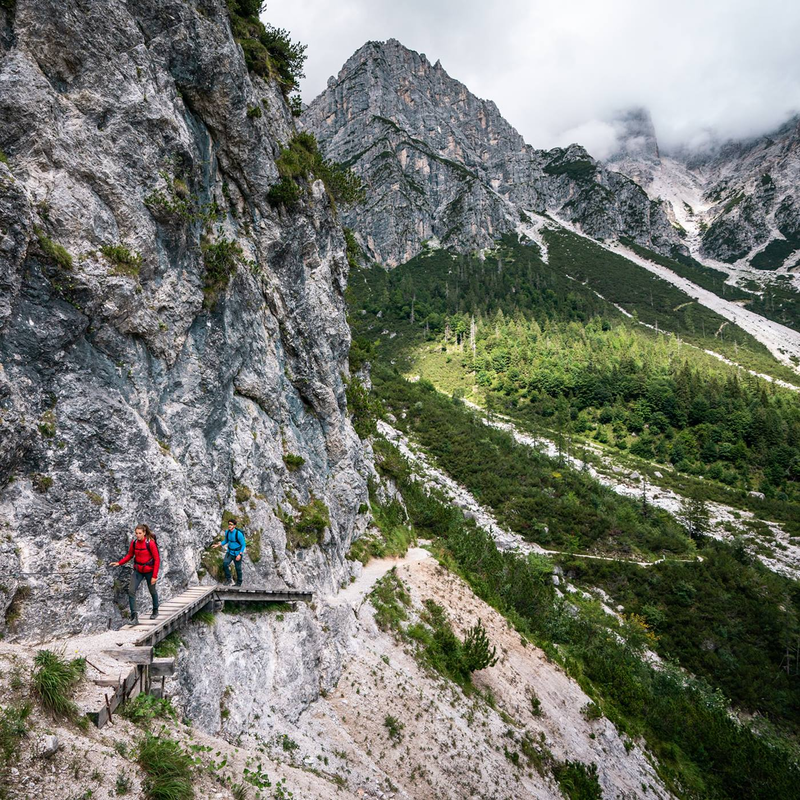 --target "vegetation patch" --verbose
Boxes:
[137,732,195,800]
[101,244,143,277]
[267,132,364,210]
[282,453,305,471]
[145,170,219,226]
[347,497,415,565]
[32,650,86,720]
[279,495,330,550]
[750,238,799,271]
[201,237,244,307]
[120,694,176,726]
[553,760,603,800]
[34,226,72,271]
[0,704,30,783]
[154,632,184,659]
